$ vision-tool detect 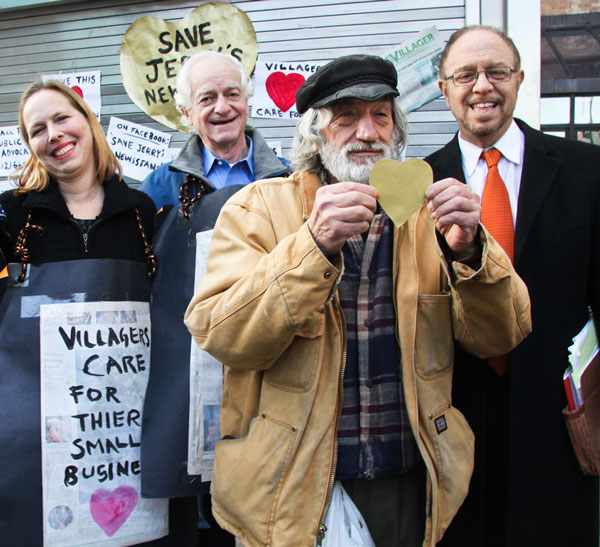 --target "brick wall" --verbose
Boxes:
[542,0,600,15]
